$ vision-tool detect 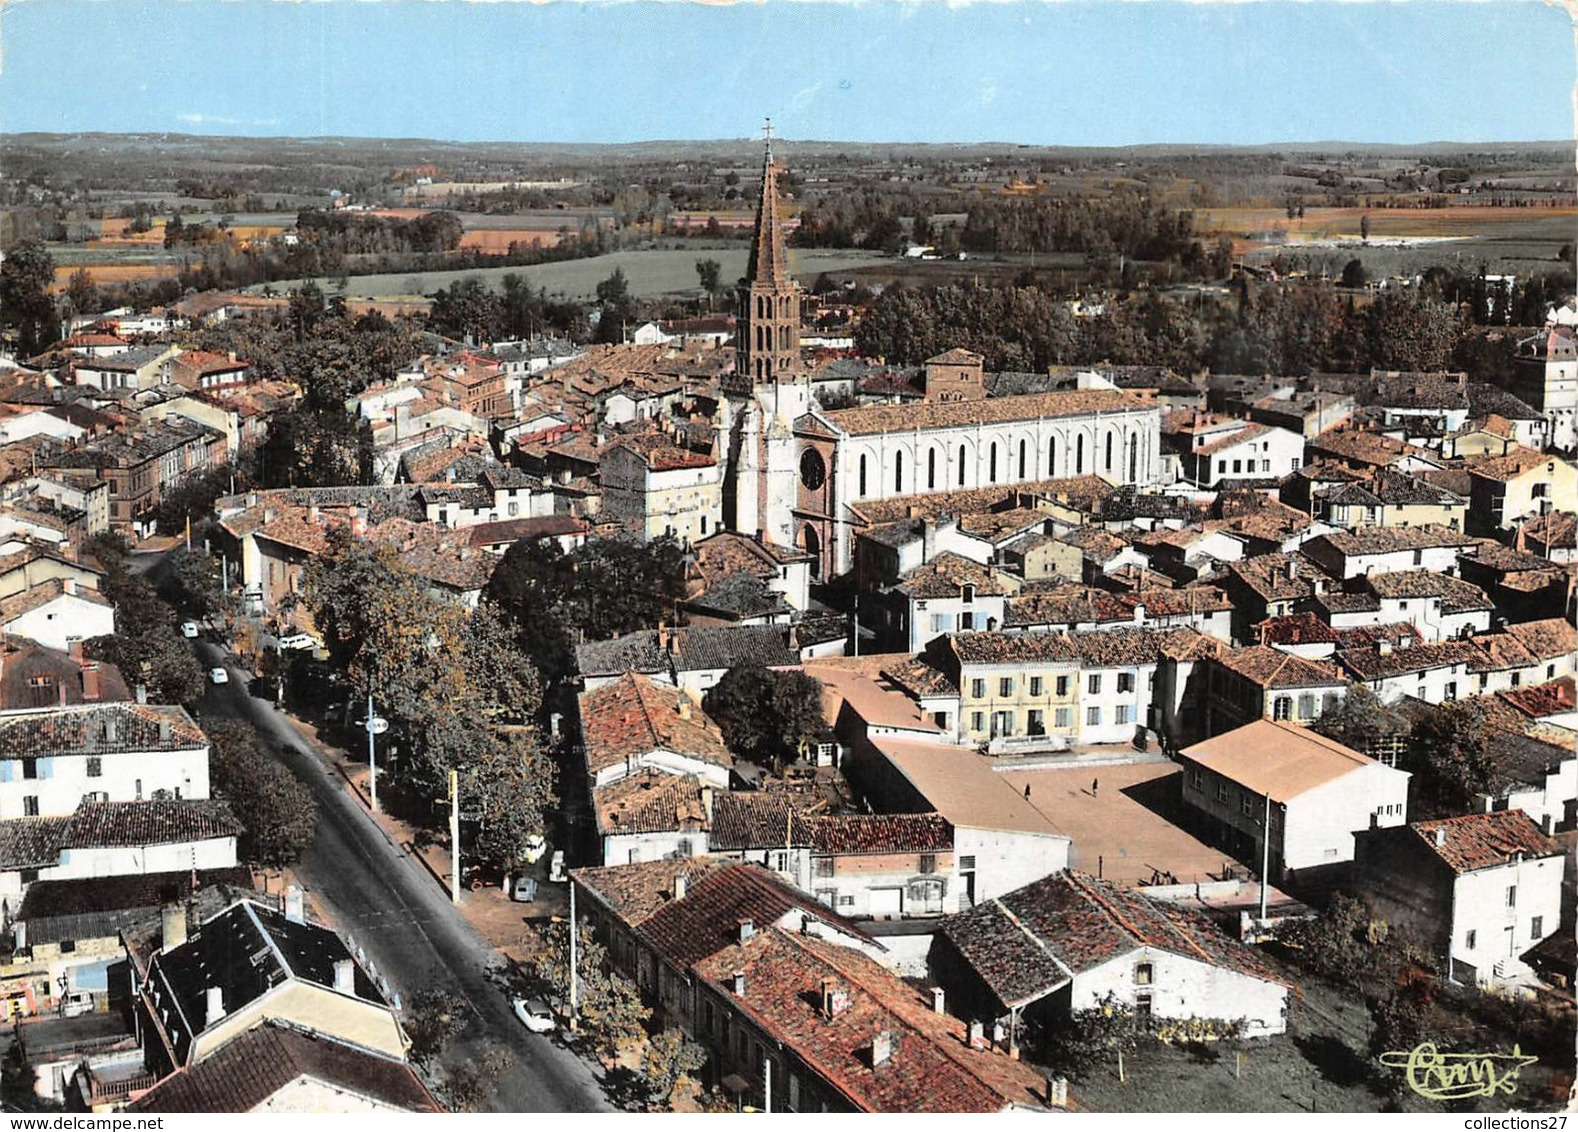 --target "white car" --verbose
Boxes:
[277,633,317,651]
[180,621,201,639]
[512,996,555,1034]
[209,667,230,685]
